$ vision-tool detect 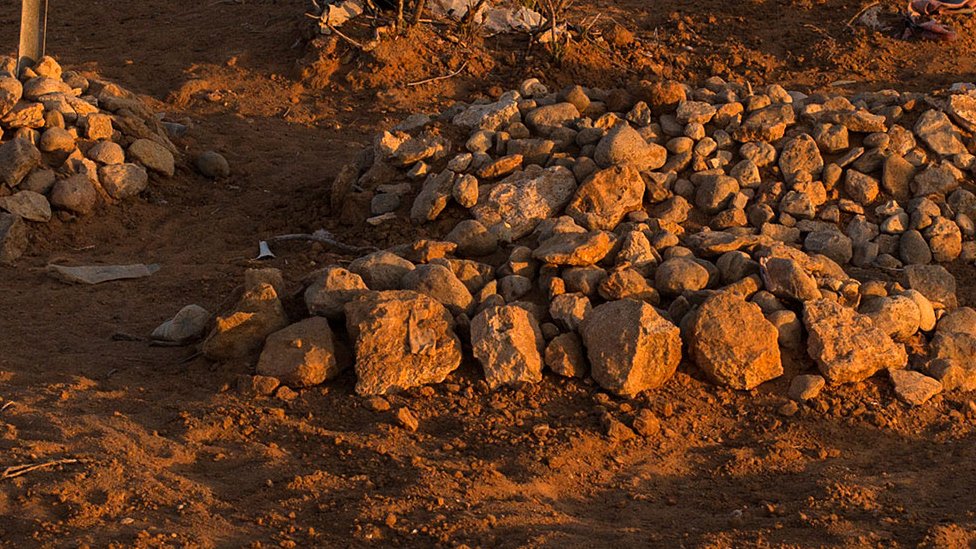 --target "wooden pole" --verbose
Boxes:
[18,0,49,74]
